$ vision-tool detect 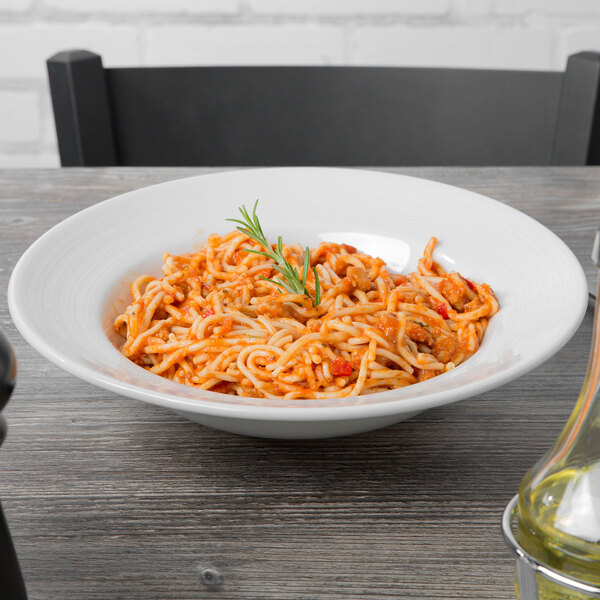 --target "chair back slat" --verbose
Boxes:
[106,66,562,166]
